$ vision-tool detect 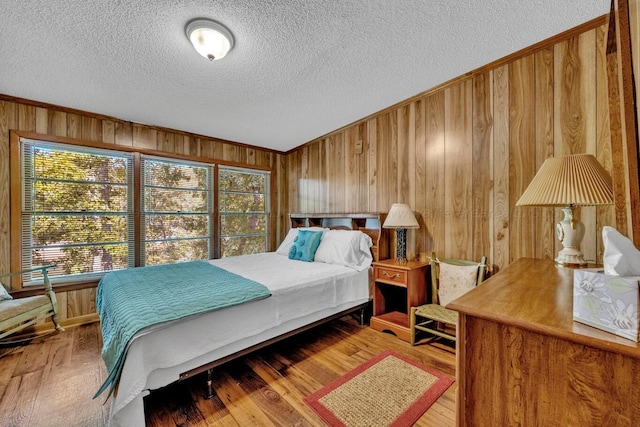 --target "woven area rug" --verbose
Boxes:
[304,350,454,427]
